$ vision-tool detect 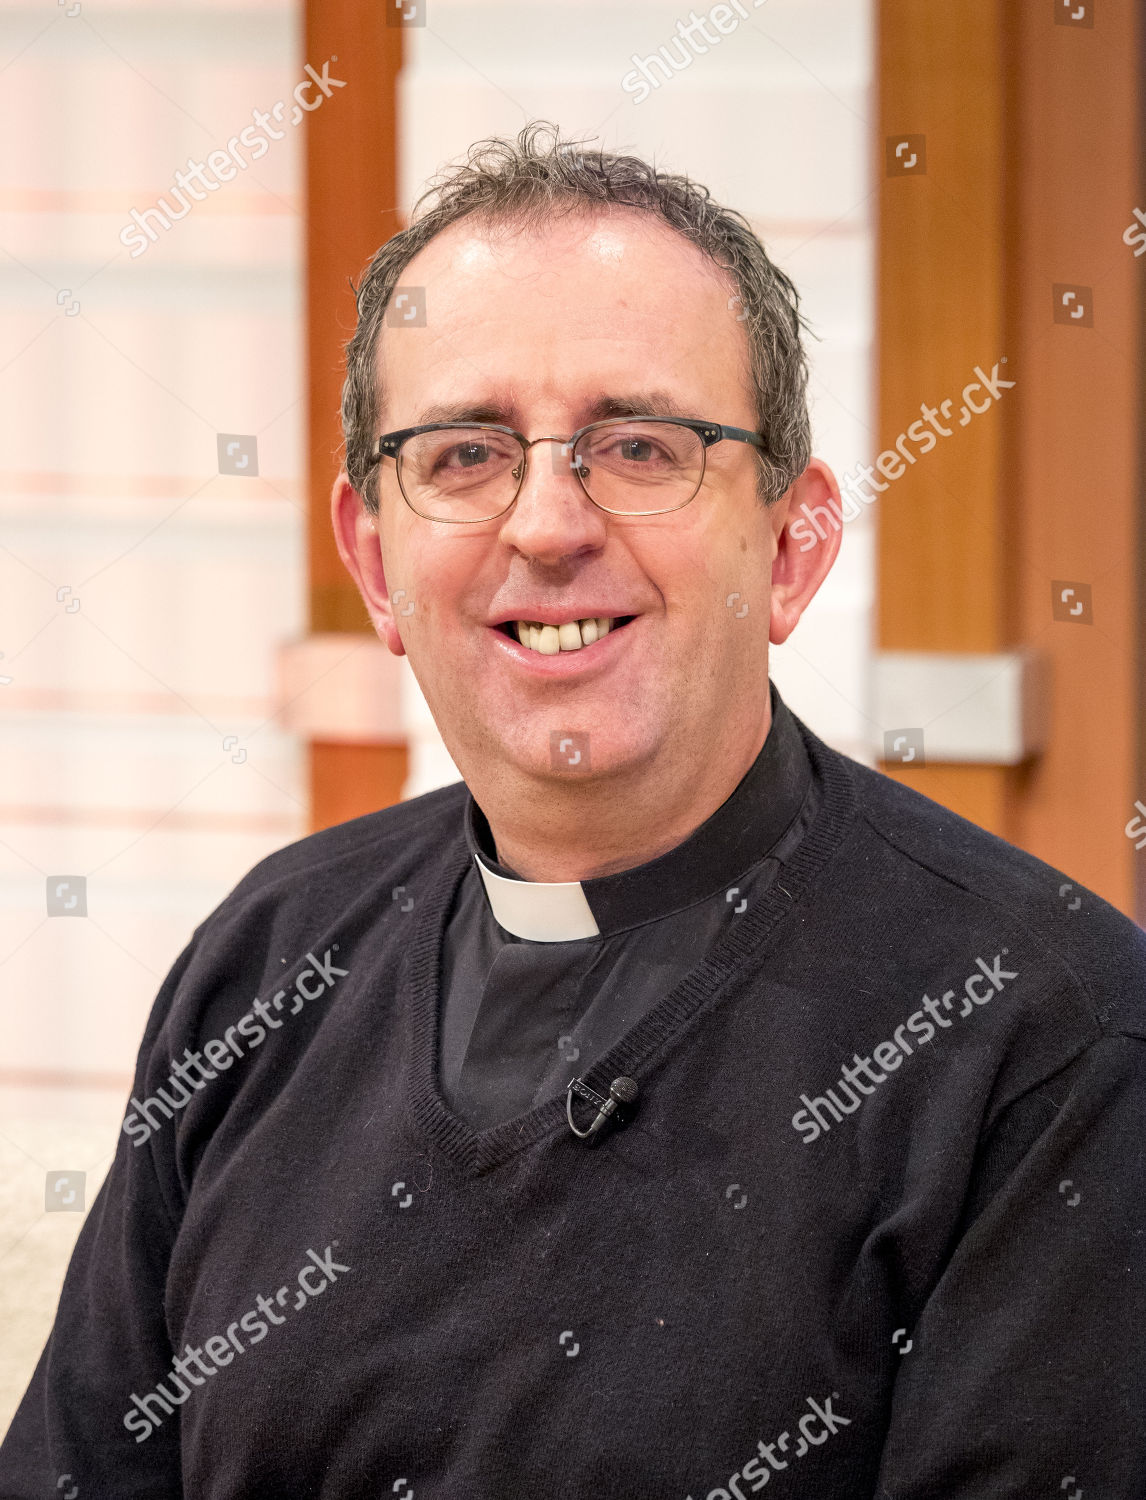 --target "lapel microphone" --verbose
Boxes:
[565,1075,640,1143]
